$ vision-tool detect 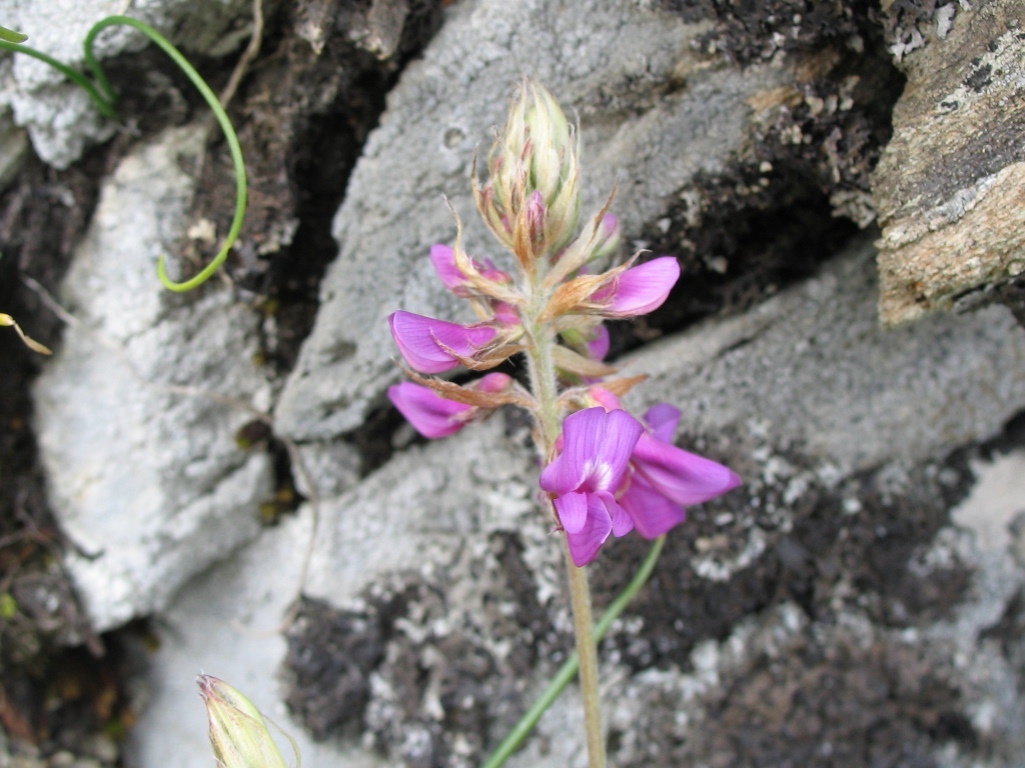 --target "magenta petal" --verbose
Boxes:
[429,244,464,292]
[388,383,470,439]
[604,257,680,317]
[564,494,613,566]
[586,324,610,361]
[588,386,621,412]
[477,372,512,393]
[619,475,686,538]
[602,213,619,238]
[602,492,635,537]
[554,491,589,534]
[642,403,680,443]
[632,434,741,506]
[388,311,497,374]
[539,408,642,495]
